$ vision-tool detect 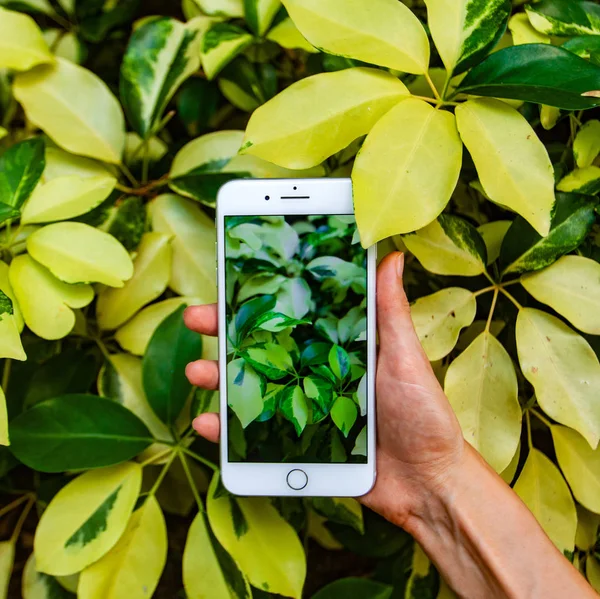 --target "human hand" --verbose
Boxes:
[184,252,466,527]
